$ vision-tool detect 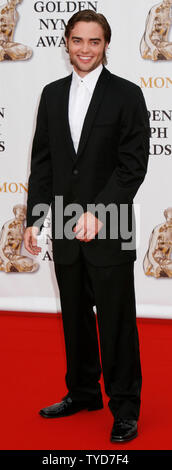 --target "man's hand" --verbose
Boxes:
[73,211,103,242]
[24,226,42,255]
